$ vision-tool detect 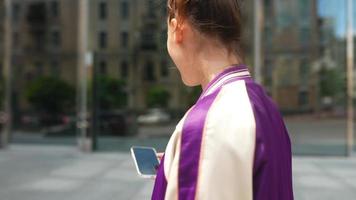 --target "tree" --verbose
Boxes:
[319,67,345,98]
[319,67,346,106]
[90,76,127,110]
[25,77,75,115]
[147,86,171,108]
[186,86,202,107]
[0,77,4,108]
